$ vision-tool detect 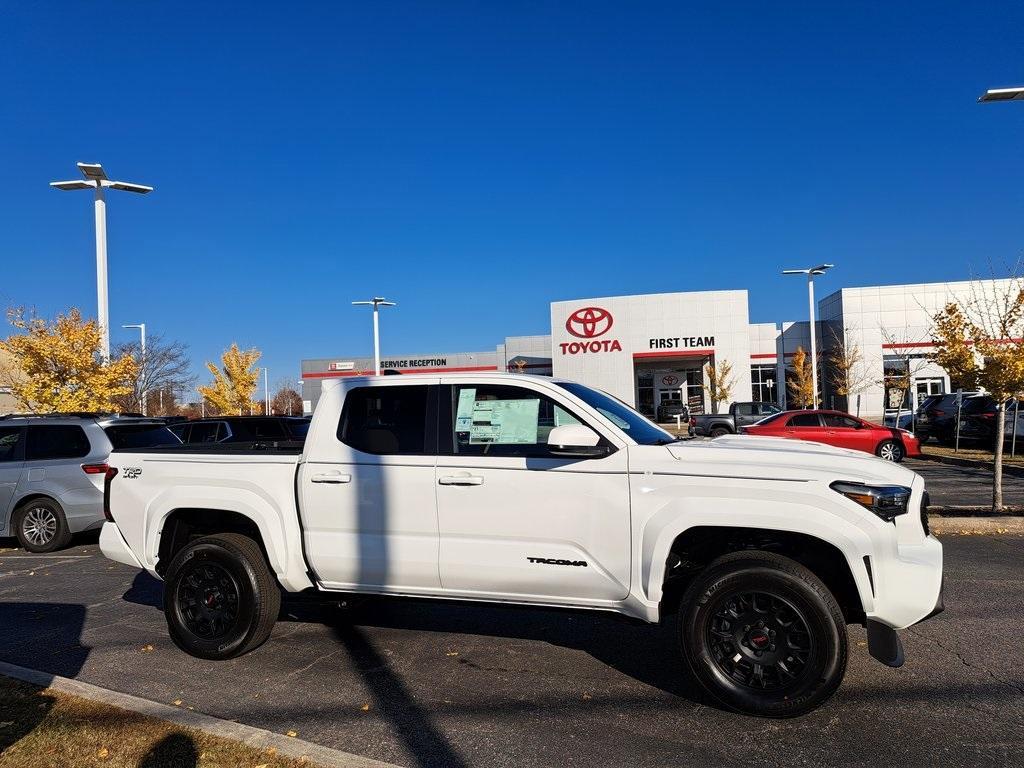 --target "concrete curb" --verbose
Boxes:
[930,506,1024,516]
[0,661,400,768]
[928,516,1024,534]
[918,451,1024,478]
